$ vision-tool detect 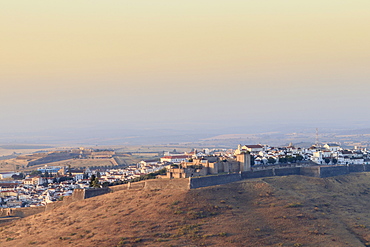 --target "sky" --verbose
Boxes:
[1,1,370,143]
